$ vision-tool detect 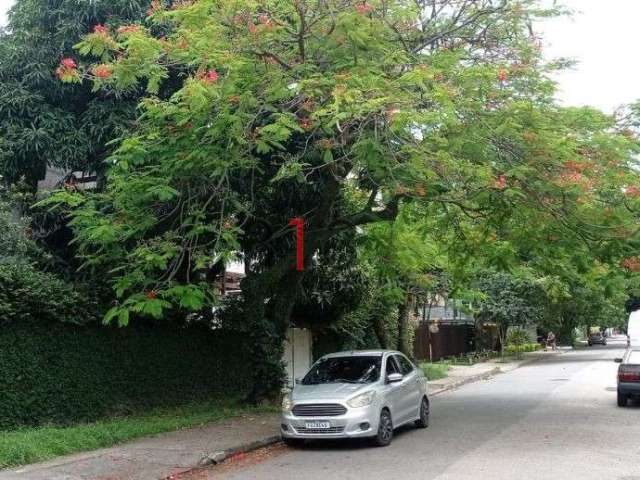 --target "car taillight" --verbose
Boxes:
[619,366,640,382]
